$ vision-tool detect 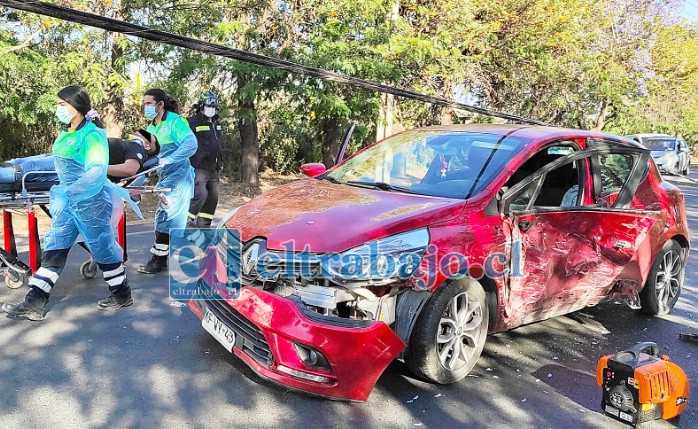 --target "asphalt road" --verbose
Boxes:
[2,176,698,429]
